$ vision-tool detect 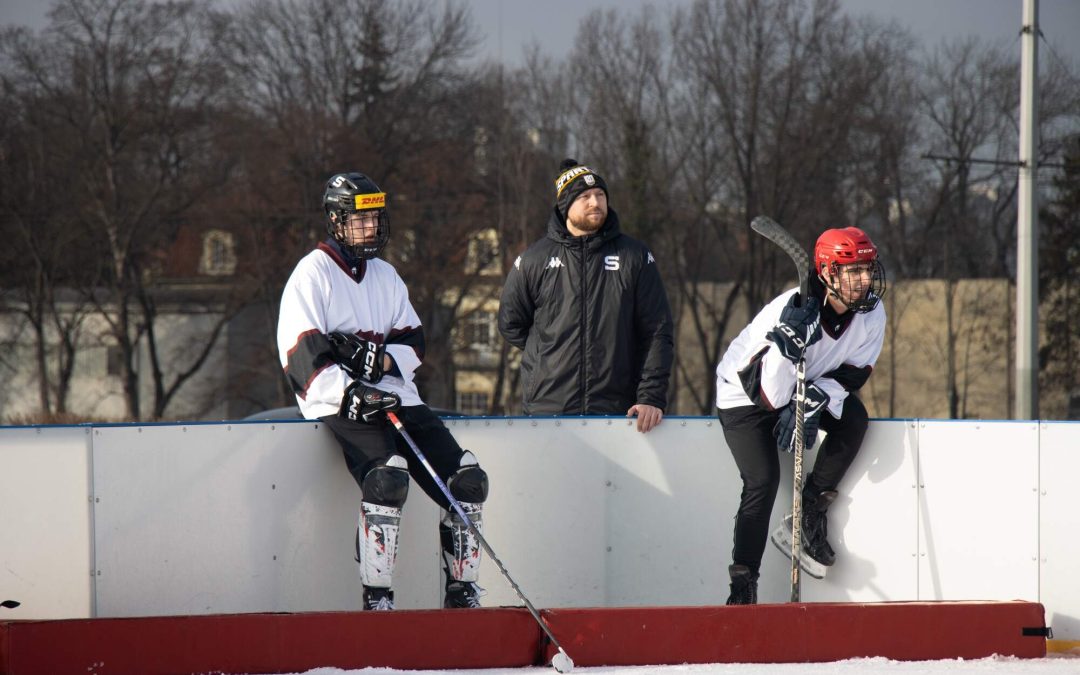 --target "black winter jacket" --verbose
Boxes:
[498,208,674,415]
